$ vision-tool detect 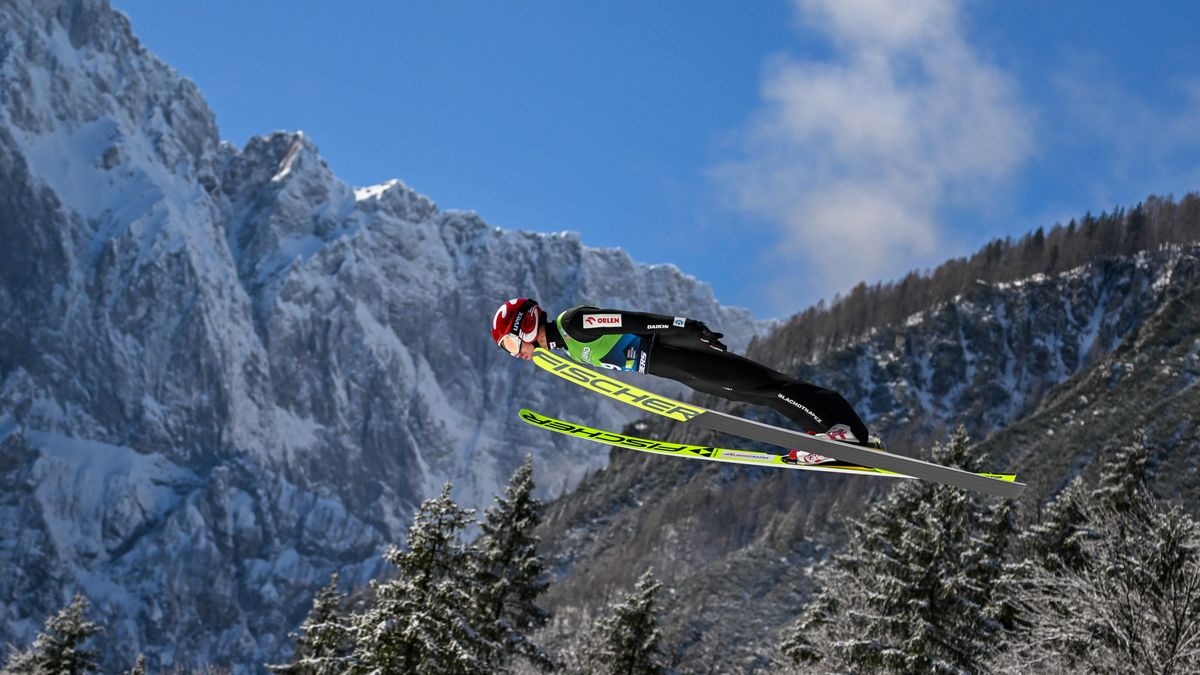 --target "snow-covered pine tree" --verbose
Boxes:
[1014,430,1151,597]
[1020,475,1092,573]
[267,572,351,674]
[996,438,1142,667]
[124,654,147,675]
[349,482,494,674]
[1093,503,1200,673]
[783,428,1014,673]
[1,645,36,673]
[1002,504,1200,673]
[474,455,554,671]
[783,456,926,666]
[2,593,102,674]
[1091,428,1152,513]
[977,495,1021,635]
[582,570,670,675]
[998,432,1200,674]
